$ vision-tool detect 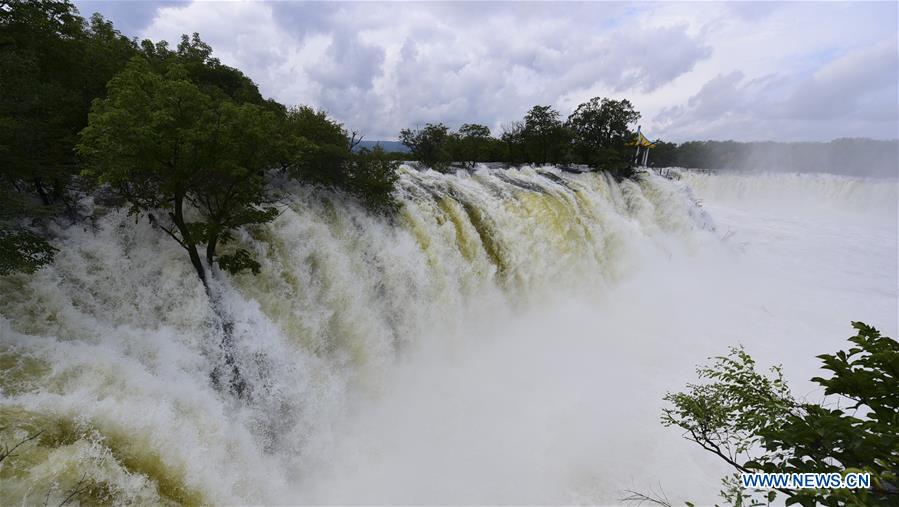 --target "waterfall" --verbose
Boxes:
[1,166,894,505]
